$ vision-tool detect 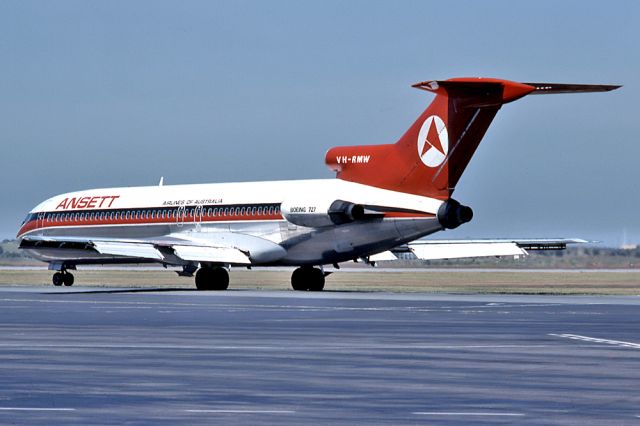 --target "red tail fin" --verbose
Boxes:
[325,77,619,200]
